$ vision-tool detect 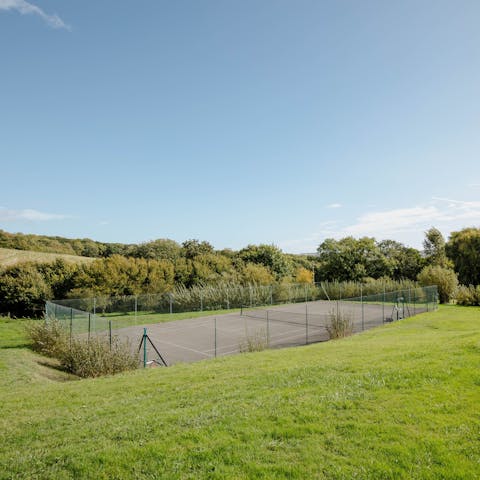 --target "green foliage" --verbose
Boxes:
[378,240,425,280]
[317,237,393,281]
[326,309,353,339]
[239,244,293,279]
[0,263,52,317]
[26,319,69,358]
[130,239,183,262]
[26,319,138,378]
[61,337,138,378]
[423,227,452,268]
[418,265,458,303]
[241,263,275,285]
[446,227,480,285]
[454,284,480,306]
